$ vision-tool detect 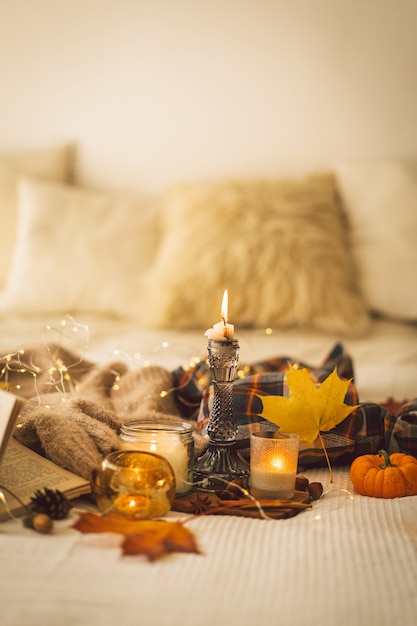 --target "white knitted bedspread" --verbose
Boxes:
[1,466,416,626]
